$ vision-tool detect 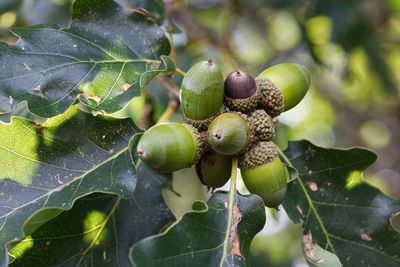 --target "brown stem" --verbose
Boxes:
[156,76,181,123]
